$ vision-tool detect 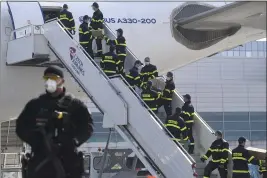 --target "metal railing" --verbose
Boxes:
[1,153,22,169]
[9,24,44,41]
[43,19,196,176]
